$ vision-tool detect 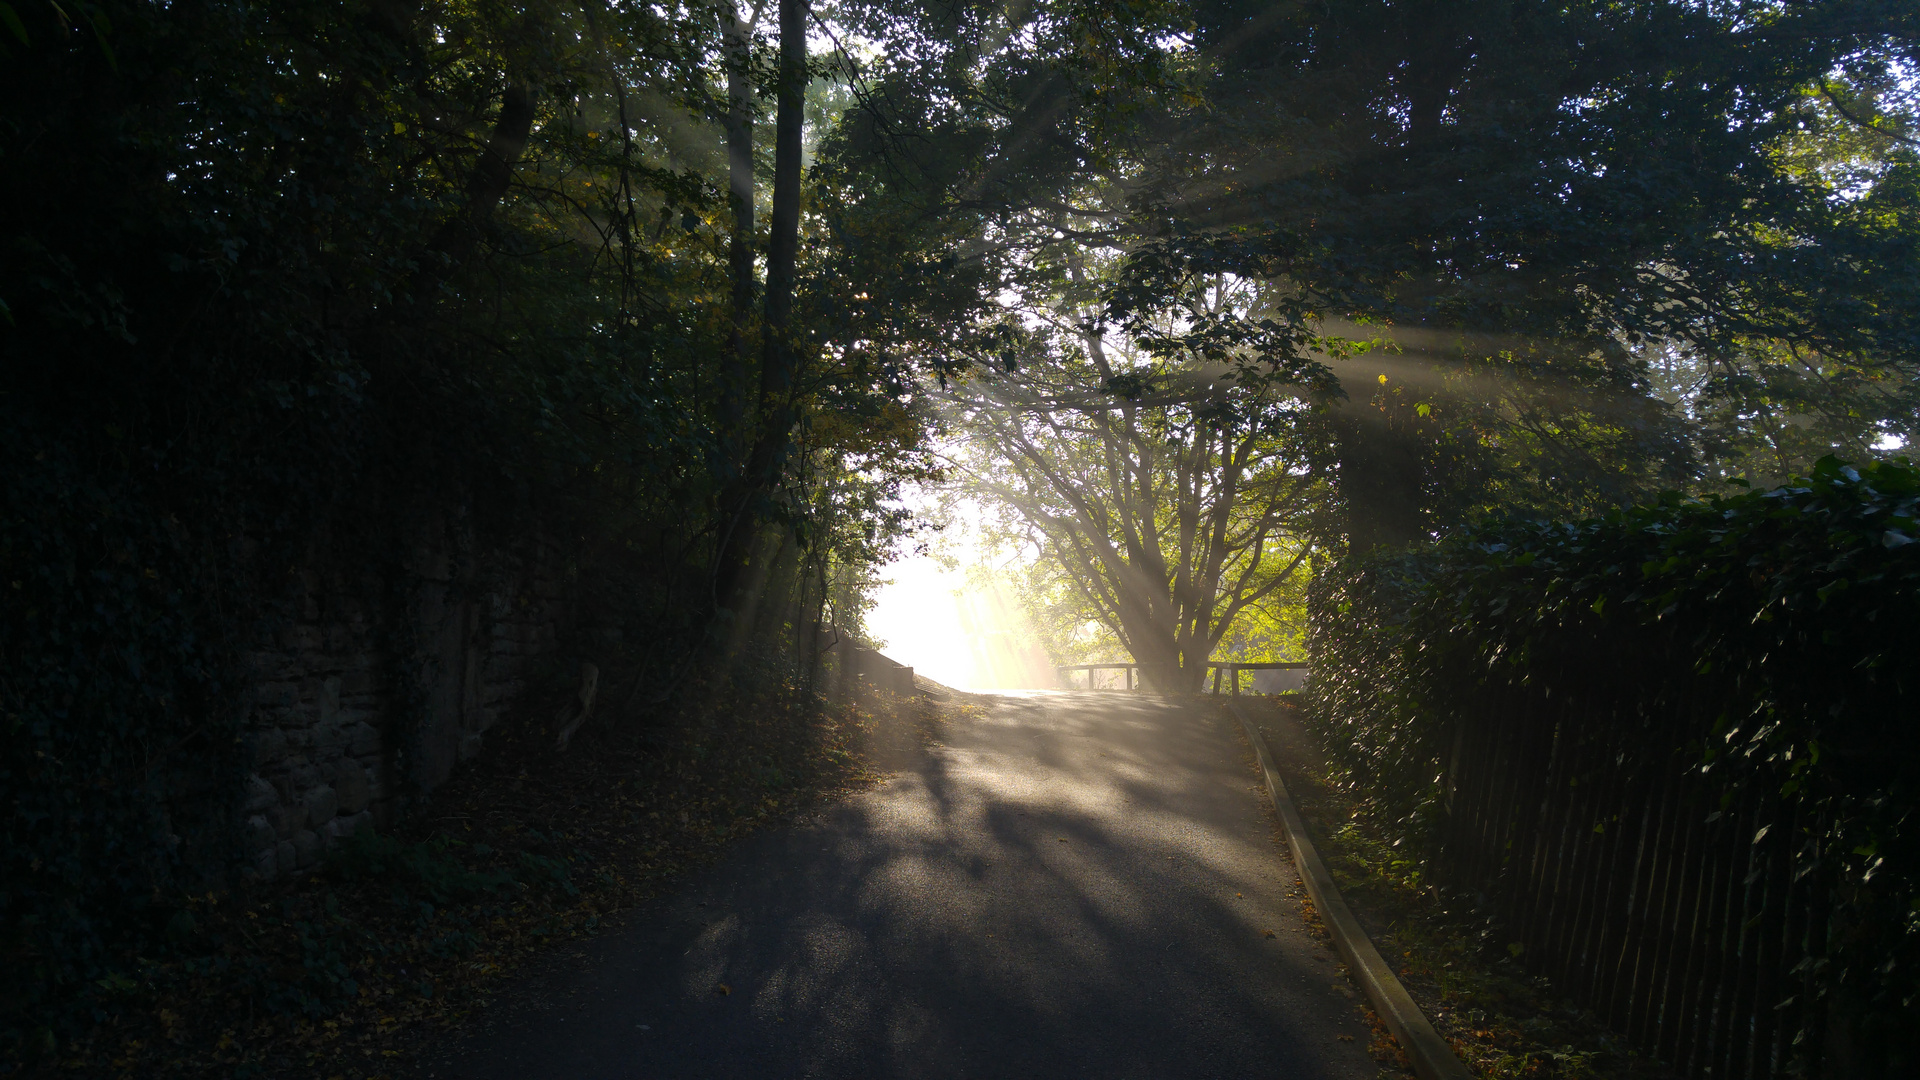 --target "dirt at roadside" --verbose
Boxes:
[1243,697,1680,1080]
